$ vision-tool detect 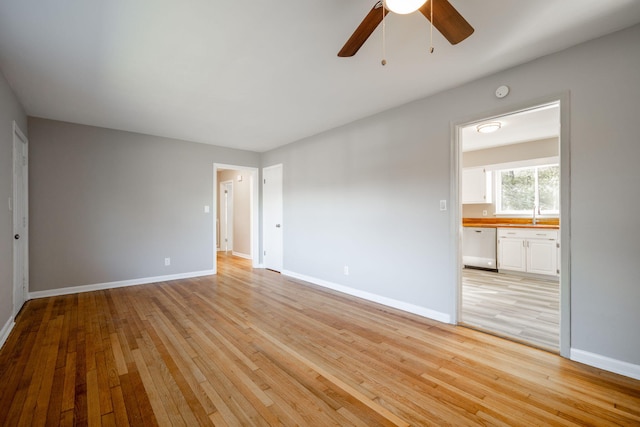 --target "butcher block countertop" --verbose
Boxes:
[463,218,560,229]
